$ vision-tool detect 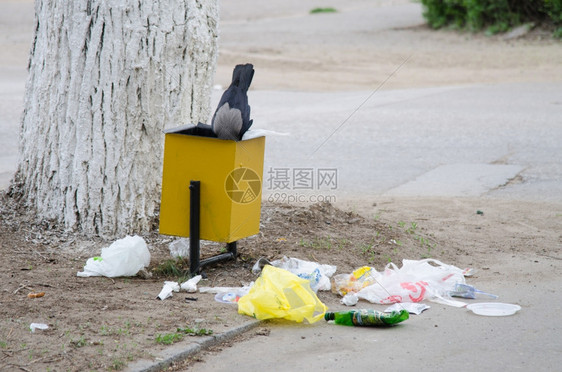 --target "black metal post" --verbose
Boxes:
[227,241,237,257]
[189,180,201,275]
[188,180,237,274]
